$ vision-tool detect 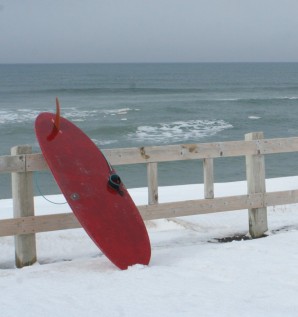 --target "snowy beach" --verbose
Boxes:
[1,177,298,316]
[1,0,298,314]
